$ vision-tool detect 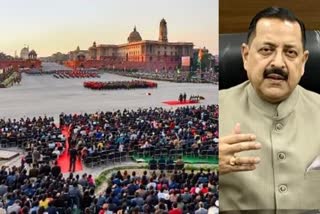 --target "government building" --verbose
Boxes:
[0,46,41,70]
[66,19,194,71]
